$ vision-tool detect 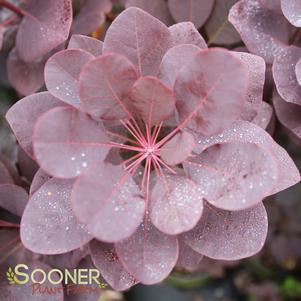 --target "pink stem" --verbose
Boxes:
[106,131,140,146]
[126,119,147,146]
[0,220,20,228]
[140,156,150,192]
[154,155,177,175]
[125,153,147,171]
[123,152,143,167]
[0,0,31,17]
[153,121,164,145]
[109,142,144,152]
[121,120,146,146]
